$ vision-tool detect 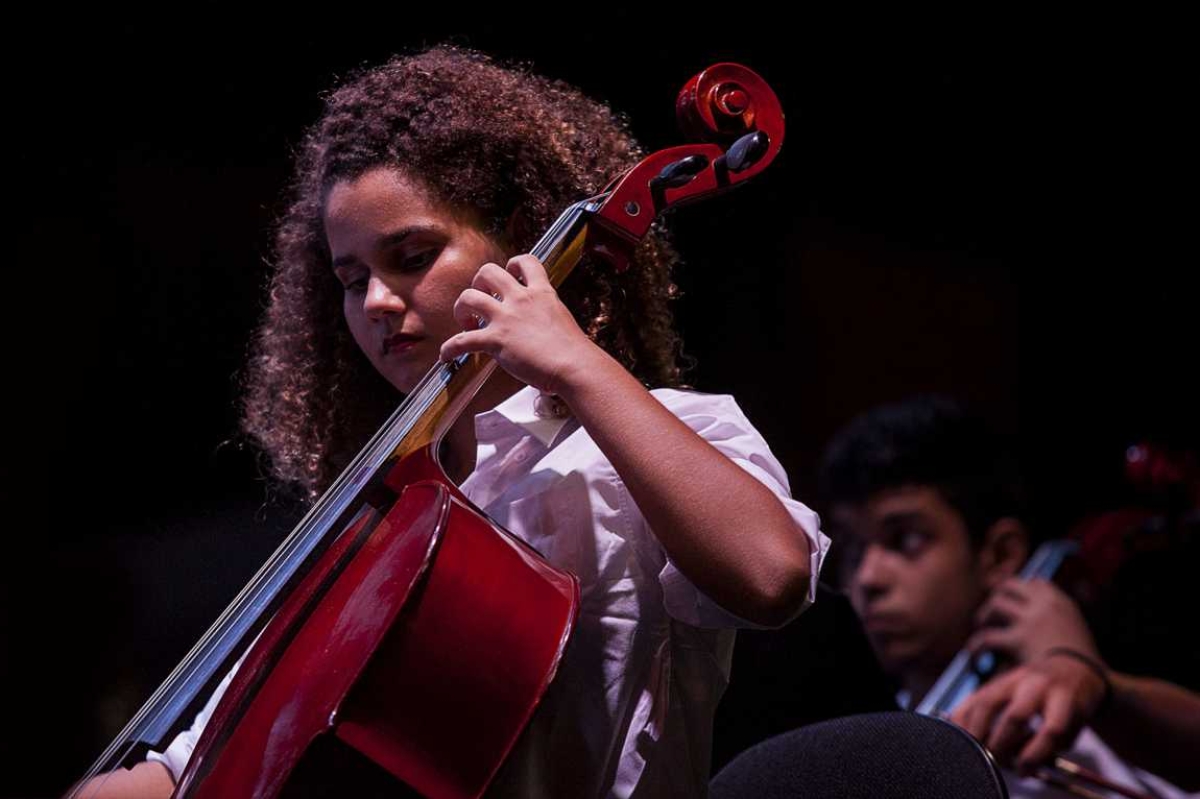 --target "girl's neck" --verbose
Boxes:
[439,371,525,484]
